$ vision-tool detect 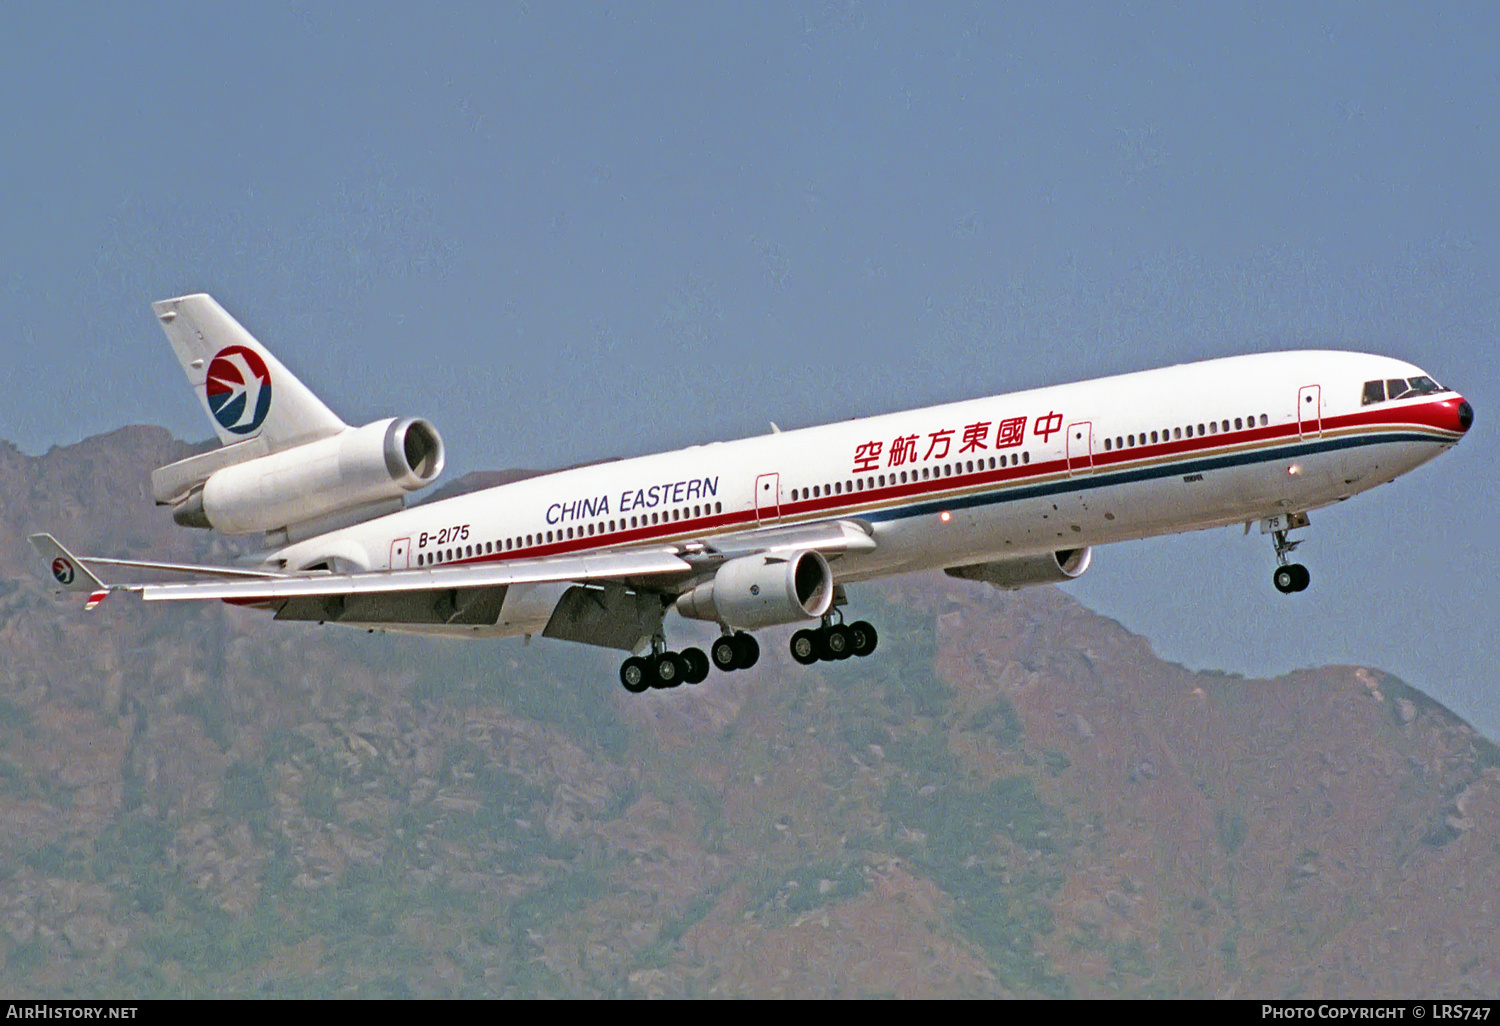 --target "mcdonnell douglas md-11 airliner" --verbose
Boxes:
[33,295,1473,693]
